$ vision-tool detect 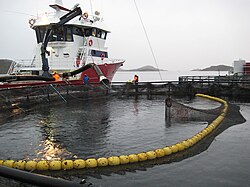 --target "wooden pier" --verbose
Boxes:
[111,75,250,101]
[1,75,250,111]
